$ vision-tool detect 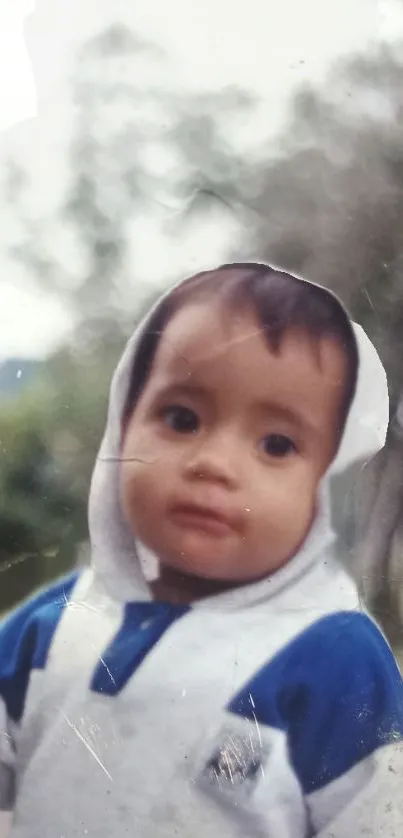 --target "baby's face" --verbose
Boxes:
[121,300,347,585]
